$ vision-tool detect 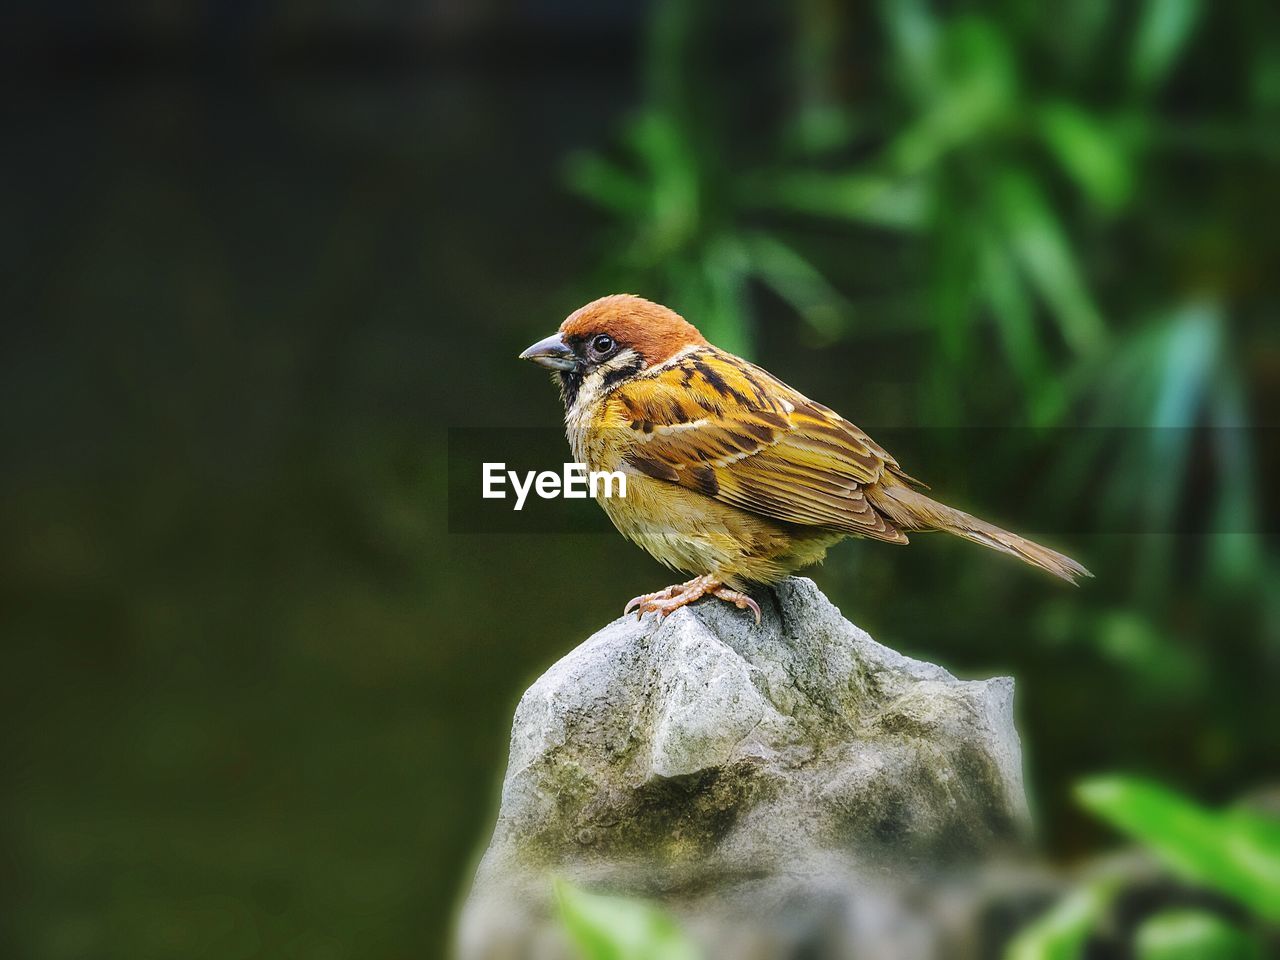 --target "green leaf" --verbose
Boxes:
[1130,303,1219,592]
[884,16,1016,175]
[1205,367,1263,589]
[1038,101,1133,211]
[1076,777,1280,922]
[1134,909,1265,960]
[744,232,850,341]
[628,111,700,256]
[1004,878,1118,960]
[996,170,1107,355]
[878,0,941,100]
[1131,0,1203,93]
[929,212,980,370]
[700,235,752,357]
[564,152,649,215]
[979,232,1045,387]
[555,878,702,960]
[755,171,928,231]
[1092,611,1200,699]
